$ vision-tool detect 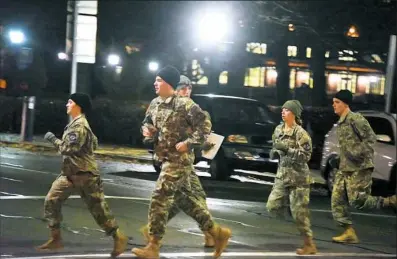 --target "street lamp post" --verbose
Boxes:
[3,29,35,142]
